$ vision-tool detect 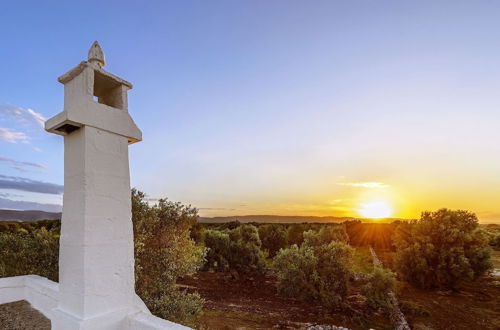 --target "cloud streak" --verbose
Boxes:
[0,197,61,213]
[0,175,63,194]
[337,182,389,189]
[0,156,47,172]
[0,128,28,143]
[0,105,46,128]
[0,192,23,198]
[26,109,46,128]
[0,105,47,145]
